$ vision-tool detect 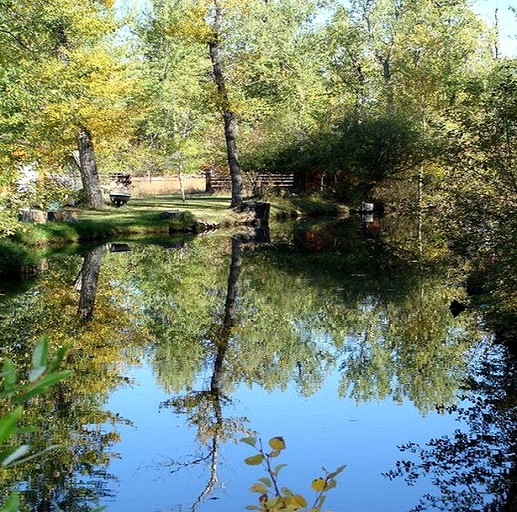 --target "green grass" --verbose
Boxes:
[270,194,349,218]
[9,193,347,247]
